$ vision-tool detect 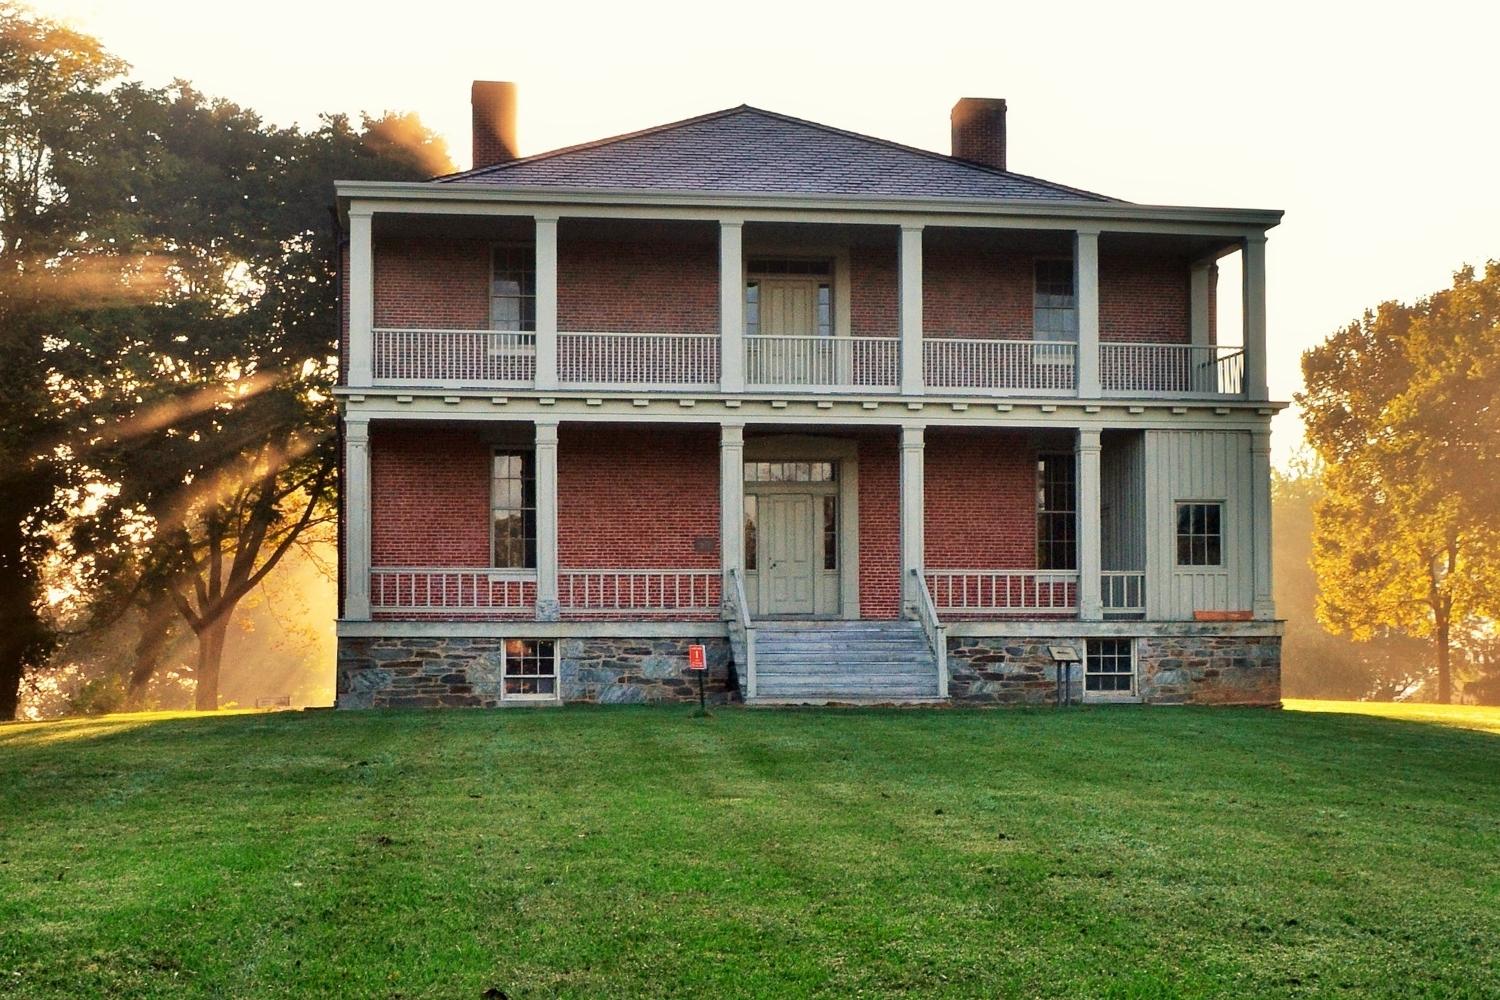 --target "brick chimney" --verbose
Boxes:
[950,98,1007,171]
[471,80,518,170]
